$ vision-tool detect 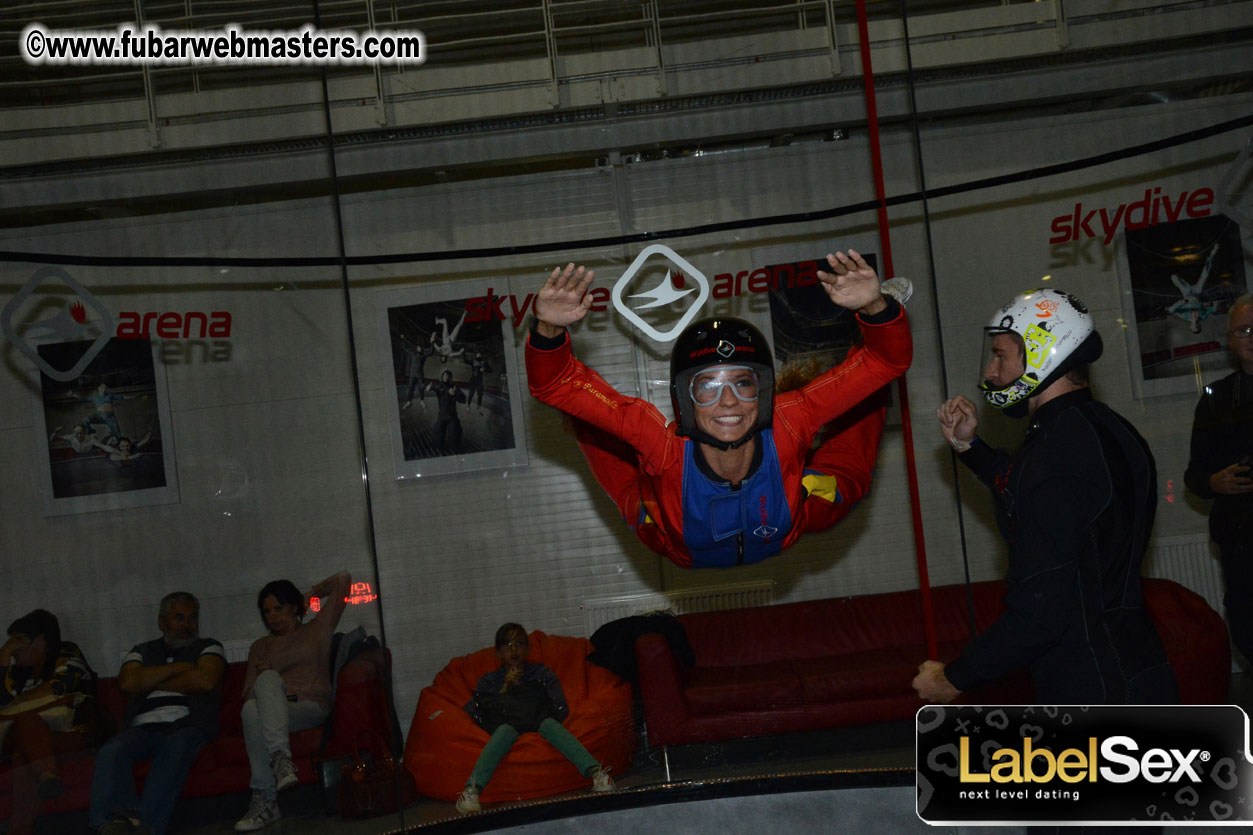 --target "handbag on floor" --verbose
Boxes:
[338,729,418,818]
